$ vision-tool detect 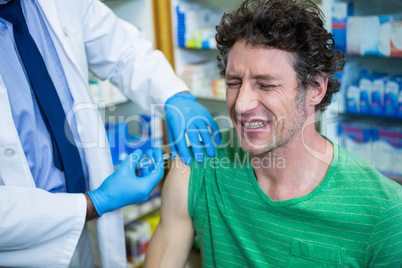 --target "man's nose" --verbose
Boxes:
[235,83,259,114]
